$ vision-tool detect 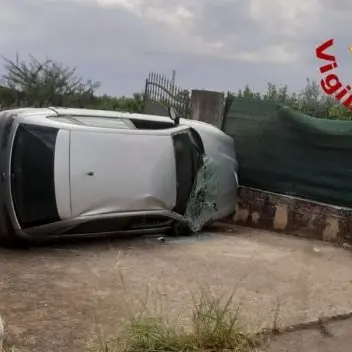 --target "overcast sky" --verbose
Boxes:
[1,0,351,96]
